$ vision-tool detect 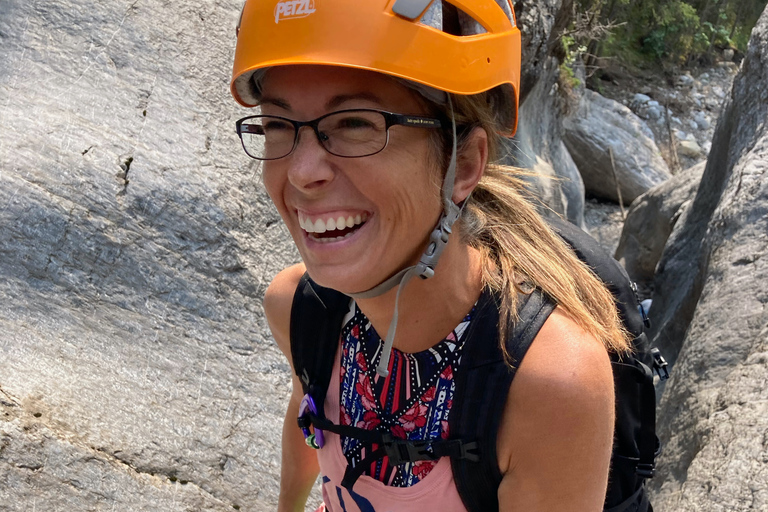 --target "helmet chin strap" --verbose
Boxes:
[348,96,461,377]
